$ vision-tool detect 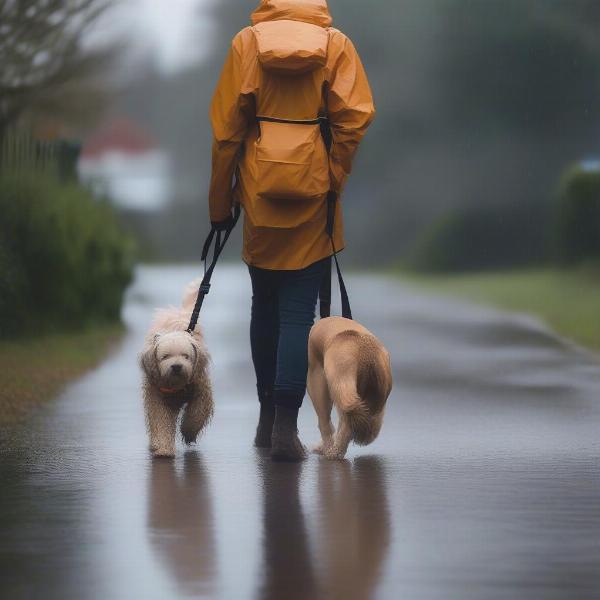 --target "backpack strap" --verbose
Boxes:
[255,115,328,139]
[256,116,325,125]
